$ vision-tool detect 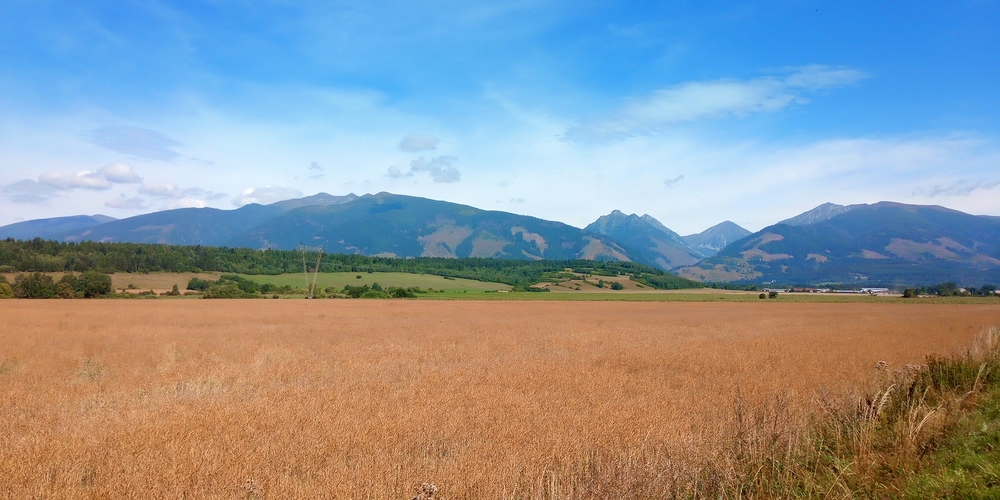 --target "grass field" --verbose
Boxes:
[236,271,512,293]
[1,300,997,497]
